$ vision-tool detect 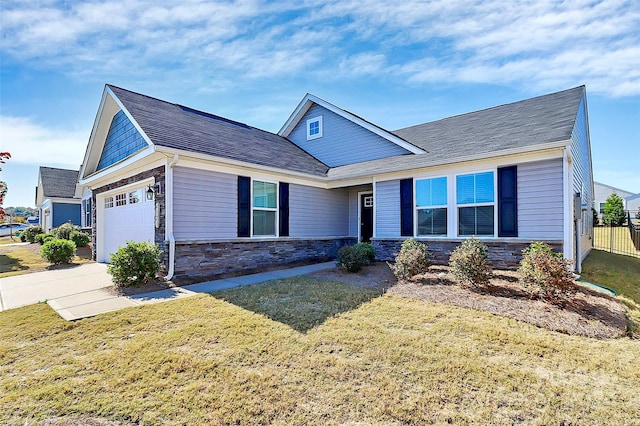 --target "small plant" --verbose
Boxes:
[35,233,56,245]
[22,226,43,243]
[518,242,575,304]
[108,241,162,287]
[19,232,27,242]
[40,238,76,264]
[70,230,91,247]
[389,238,430,280]
[337,243,375,273]
[52,223,77,240]
[449,237,492,287]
